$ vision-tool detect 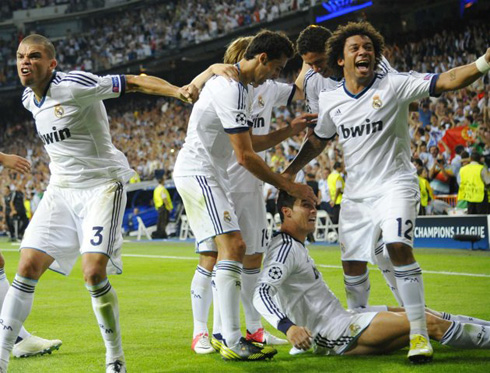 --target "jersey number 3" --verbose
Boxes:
[396,218,413,240]
[91,226,104,246]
